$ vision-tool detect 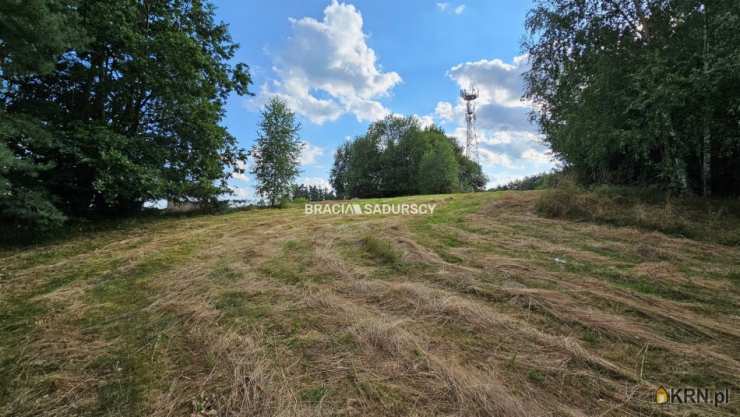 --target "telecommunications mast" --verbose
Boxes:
[460,87,479,162]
